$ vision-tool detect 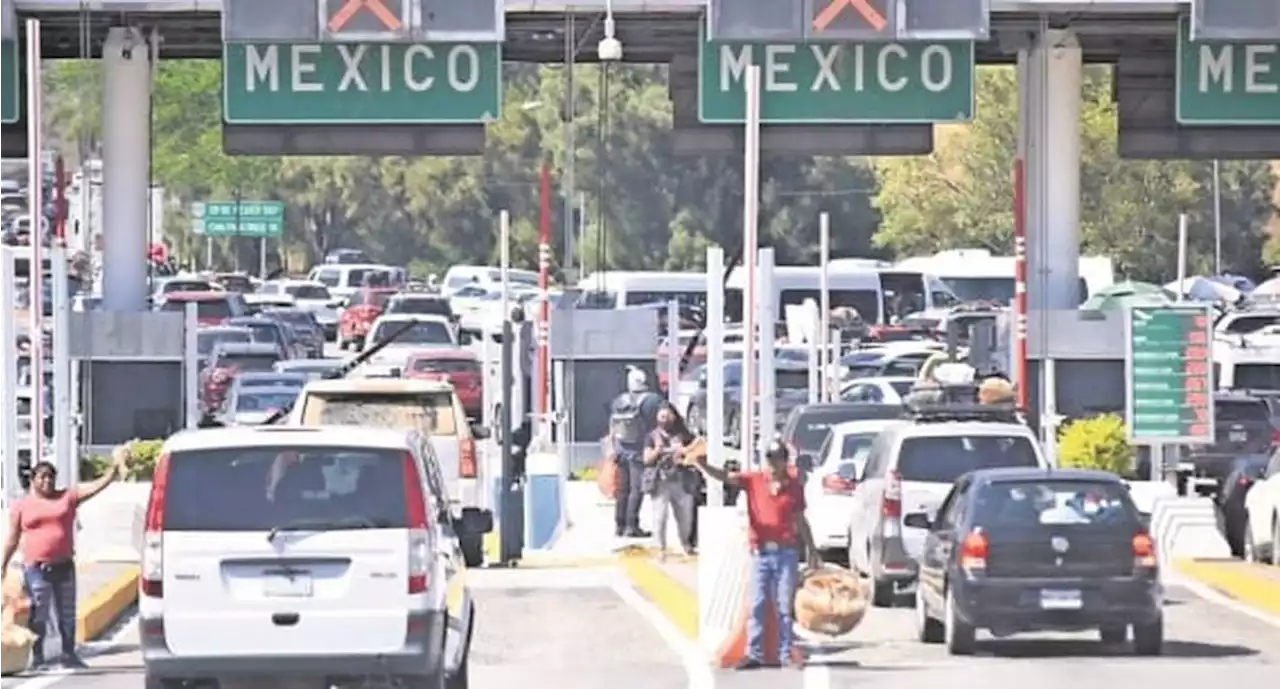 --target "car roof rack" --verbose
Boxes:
[905,399,1023,424]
